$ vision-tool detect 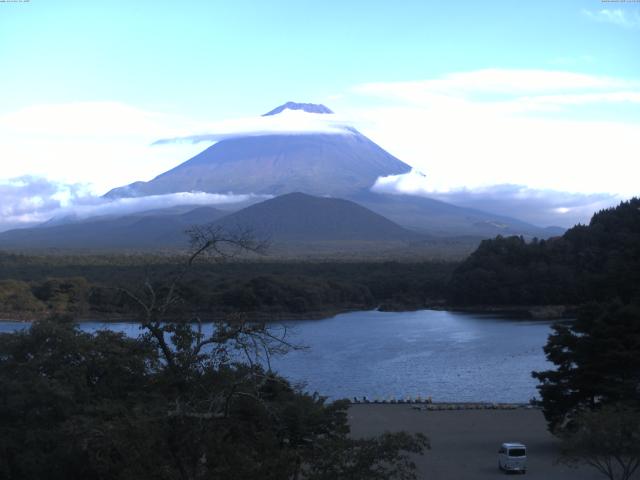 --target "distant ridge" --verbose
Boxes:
[348,190,565,238]
[0,193,421,251]
[214,192,420,242]
[0,206,227,250]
